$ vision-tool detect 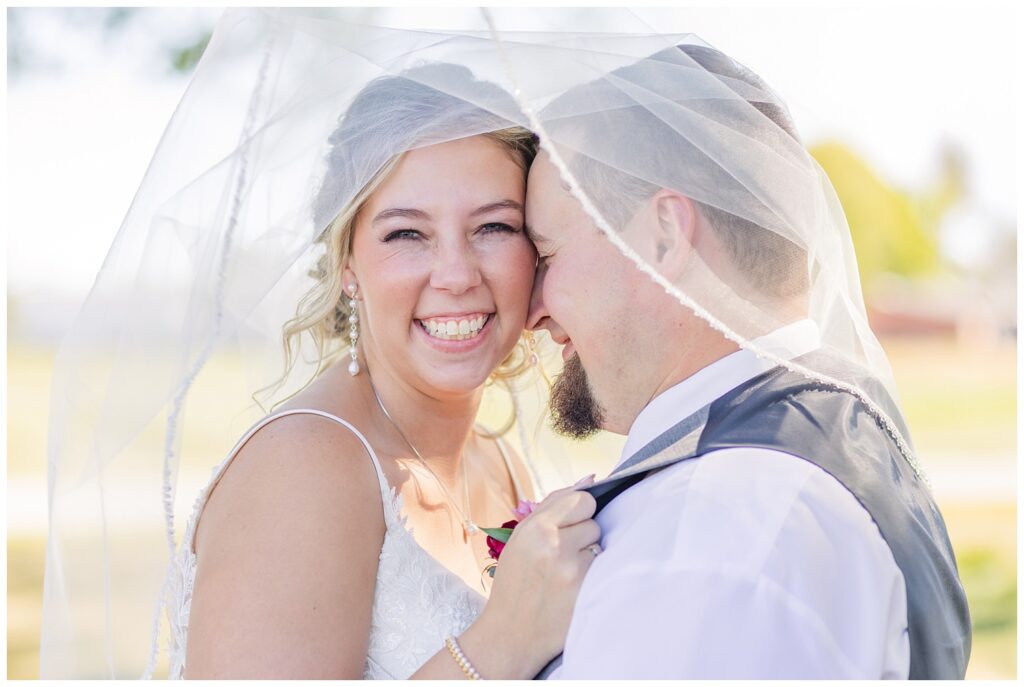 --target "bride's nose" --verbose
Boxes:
[429,239,483,295]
